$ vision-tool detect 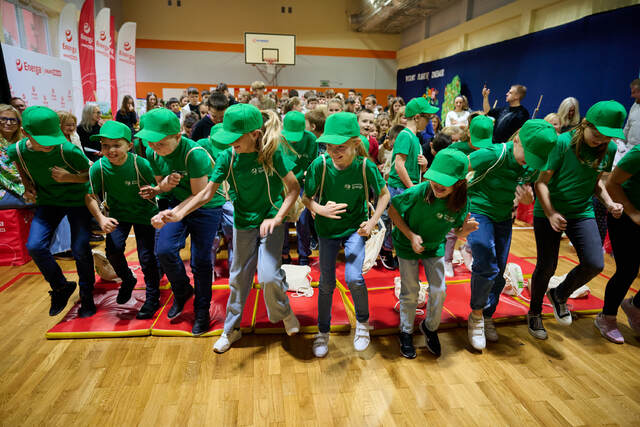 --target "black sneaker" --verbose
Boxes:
[398,332,416,359]
[527,313,548,340]
[48,282,77,316]
[136,299,160,319]
[419,320,441,357]
[379,249,397,270]
[192,311,211,336]
[310,238,319,251]
[78,297,97,318]
[546,287,572,326]
[53,250,74,260]
[116,280,136,304]
[167,286,194,319]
